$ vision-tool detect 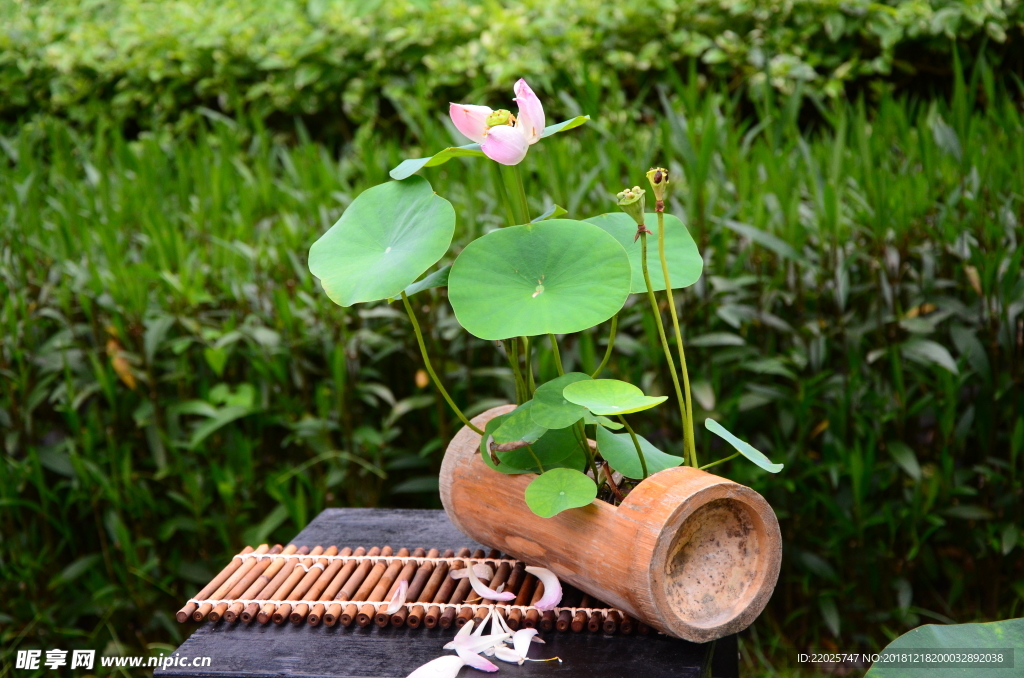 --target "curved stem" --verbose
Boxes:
[401,292,483,435]
[639,232,690,464]
[522,336,535,396]
[699,452,740,472]
[548,334,564,375]
[574,420,599,480]
[617,415,649,480]
[656,210,698,467]
[504,338,527,404]
[526,444,545,473]
[591,314,618,378]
